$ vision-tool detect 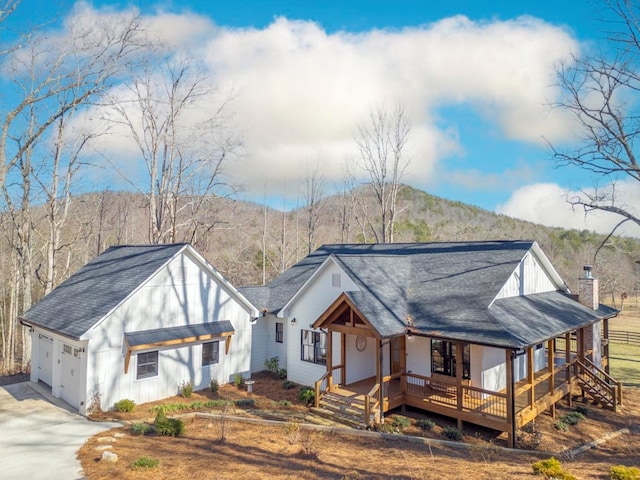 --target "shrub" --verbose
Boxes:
[416,418,435,431]
[234,373,245,388]
[282,380,297,390]
[130,423,150,436]
[610,465,640,480]
[234,398,256,407]
[113,399,136,412]
[298,386,315,405]
[278,368,288,379]
[154,409,185,437]
[377,423,397,434]
[443,426,463,441]
[532,457,576,480]
[575,405,589,416]
[278,399,292,407]
[131,456,159,470]
[391,415,411,430]
[209,378,219,394]
[554,420,569,431]
[561,411,584,426]
[265,356,280,375]
[180,380,193,398]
